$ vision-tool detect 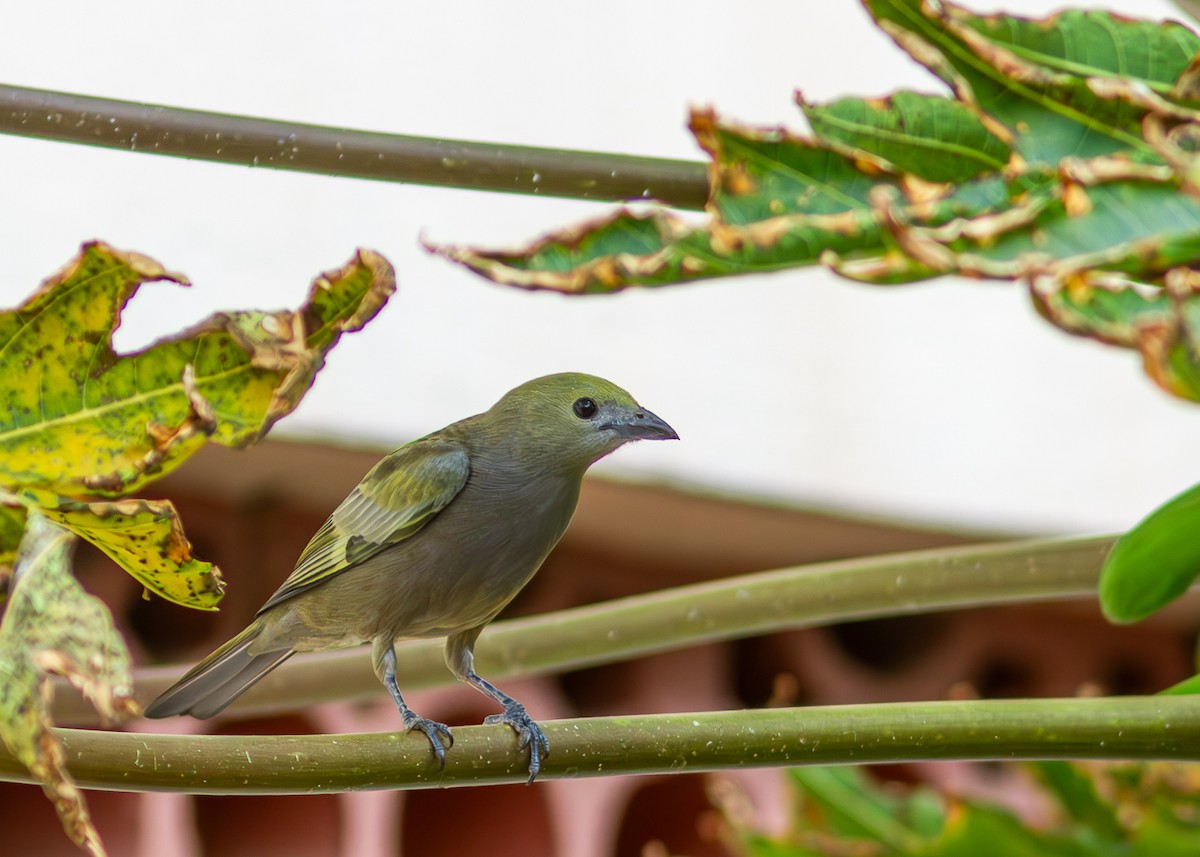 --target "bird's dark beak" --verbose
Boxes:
[603,407,679,441]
